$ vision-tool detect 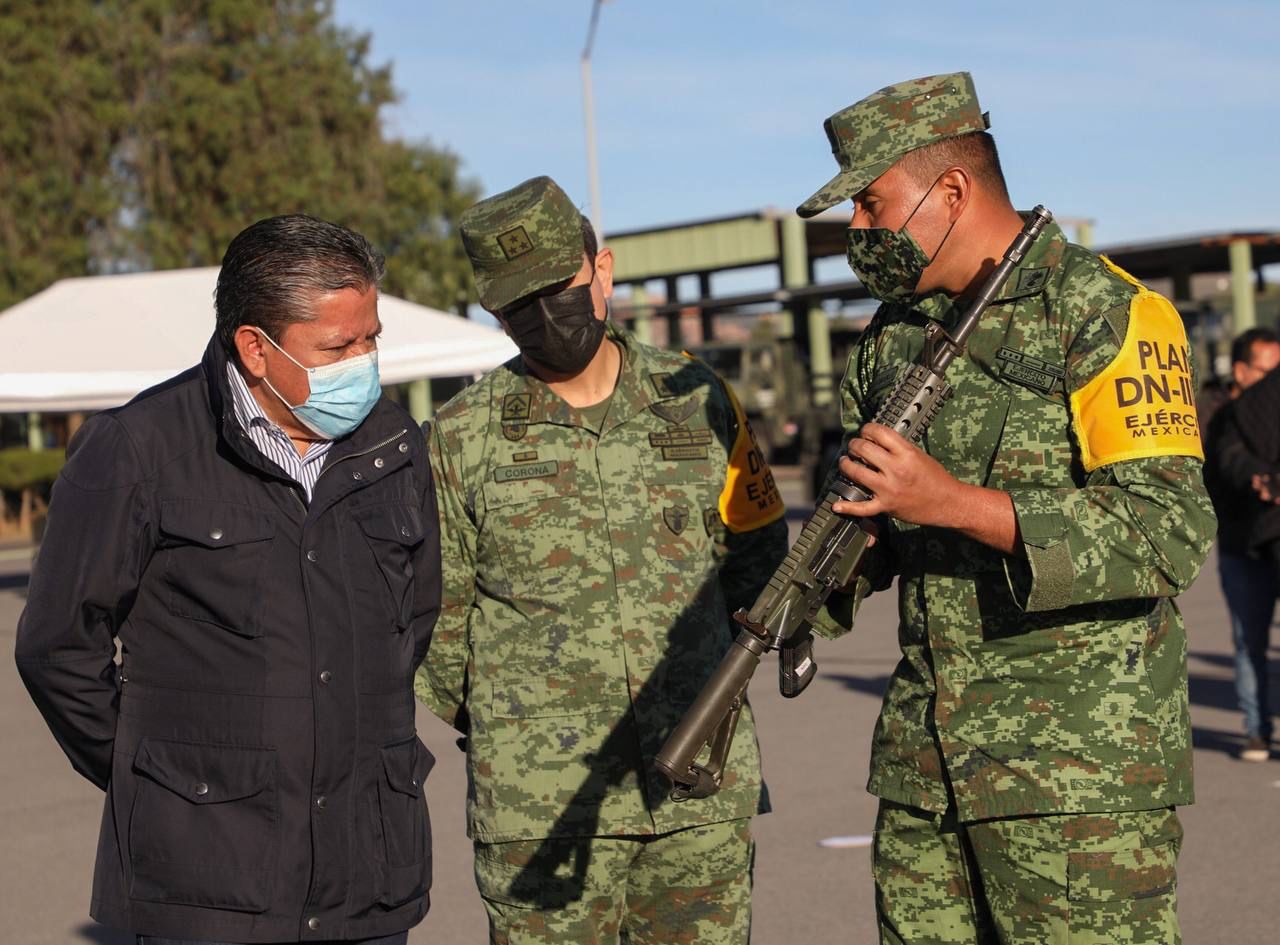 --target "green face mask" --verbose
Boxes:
[845,176,954,304]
